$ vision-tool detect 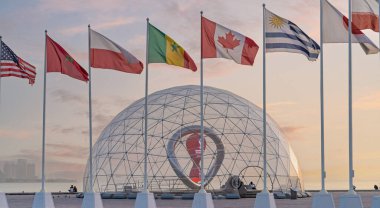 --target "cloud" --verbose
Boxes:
[37,0,129,13]
[0,129,34,140]
[281,126,305,135]
[354,91,380,110]
[268,101,297,108]
[50,89,88,105]
[60,17,137,36]
[45,143,87,159]
[50,125,77,134]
